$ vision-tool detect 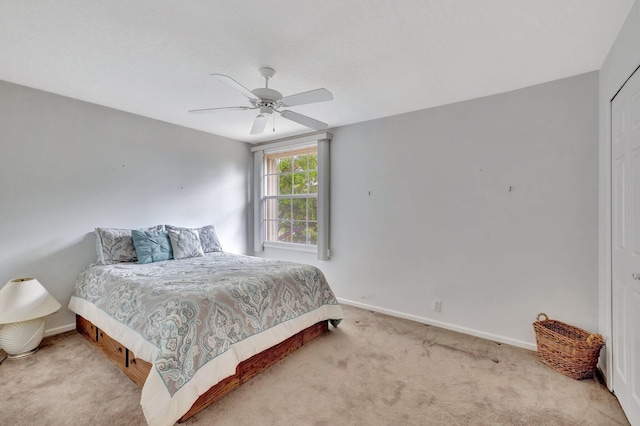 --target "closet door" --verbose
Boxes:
[611,67,640,426]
